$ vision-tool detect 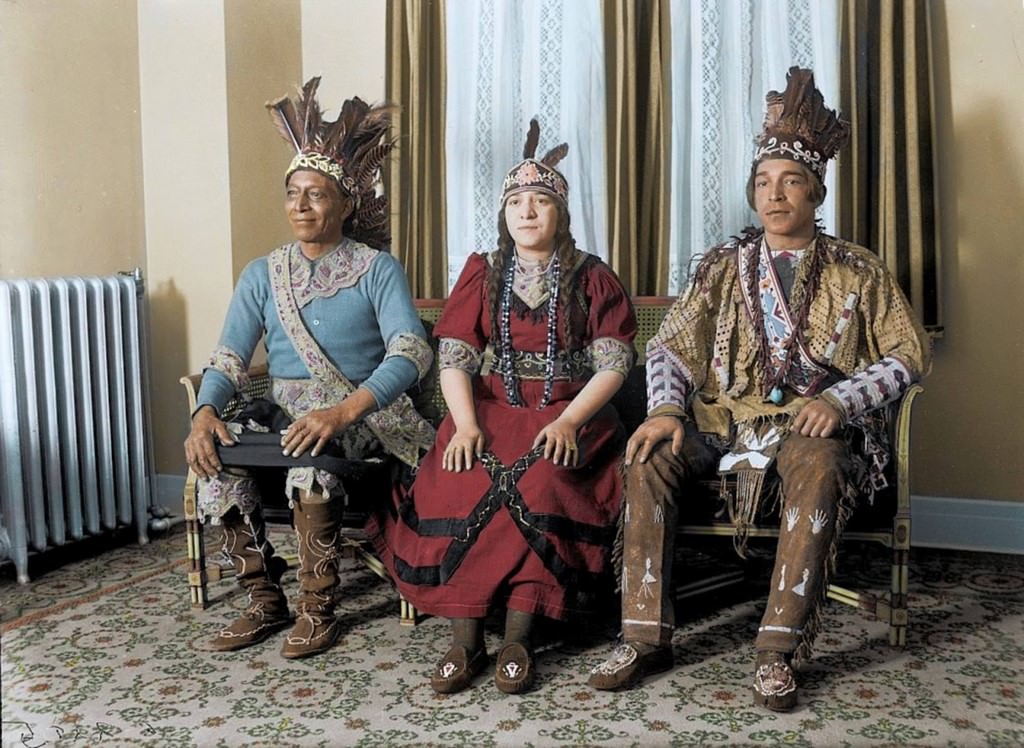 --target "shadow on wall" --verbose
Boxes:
[952,98,1024,462]
[929,0,955,336]
[147,278,189,476]
[911,90,1024,500]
